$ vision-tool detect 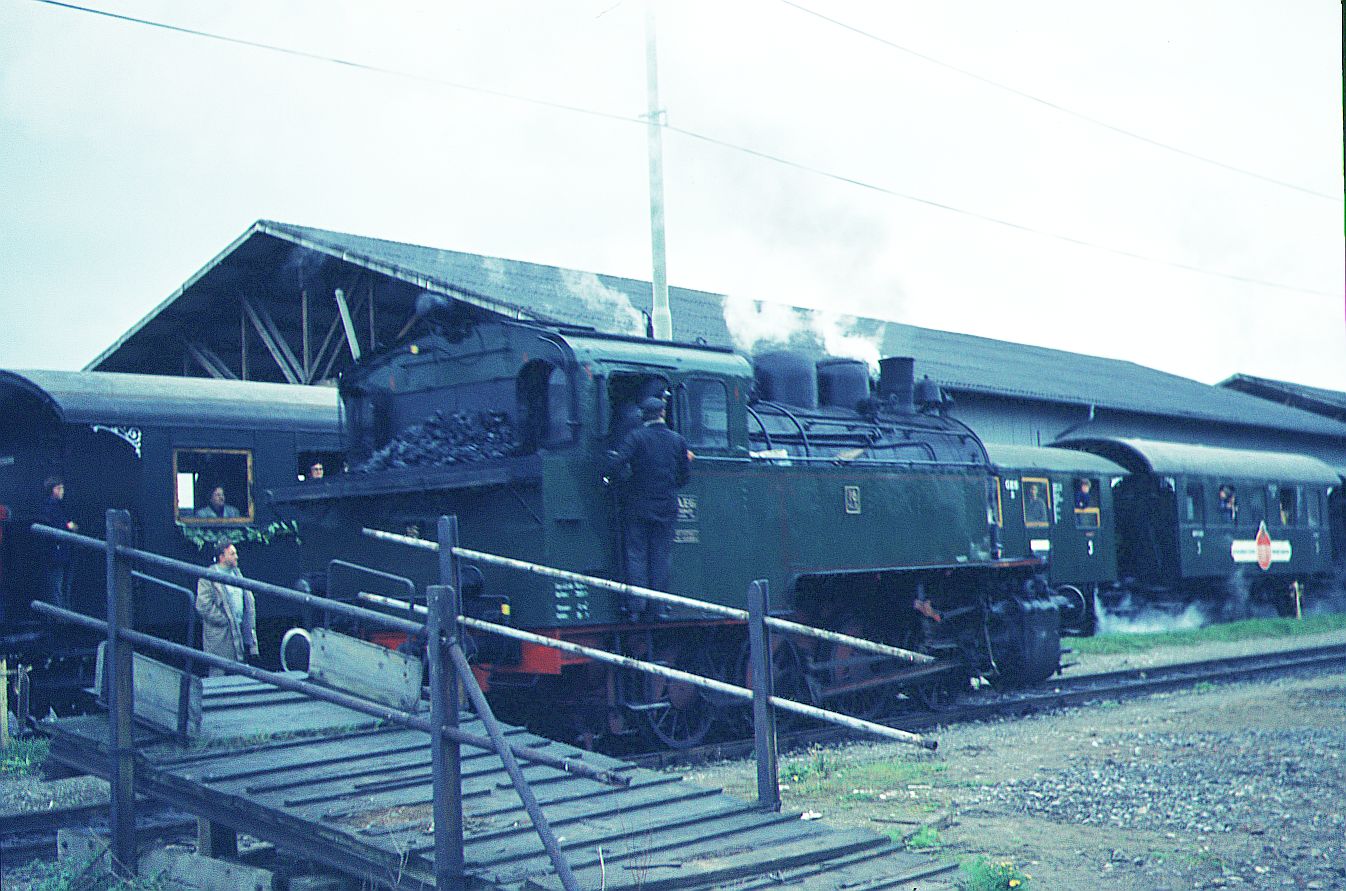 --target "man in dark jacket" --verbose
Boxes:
[38,475,78,611]
[606,395,690,617]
